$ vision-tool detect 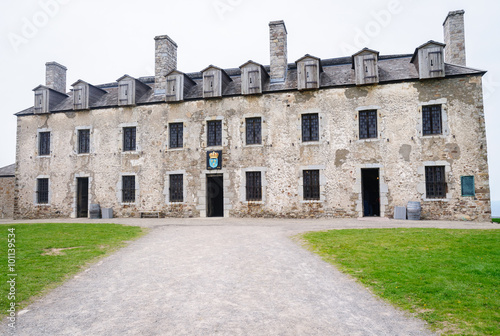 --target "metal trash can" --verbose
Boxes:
[394,206,407,220]
[101,208,113,219]
[89,203,101,219]
[407,201,421,220]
